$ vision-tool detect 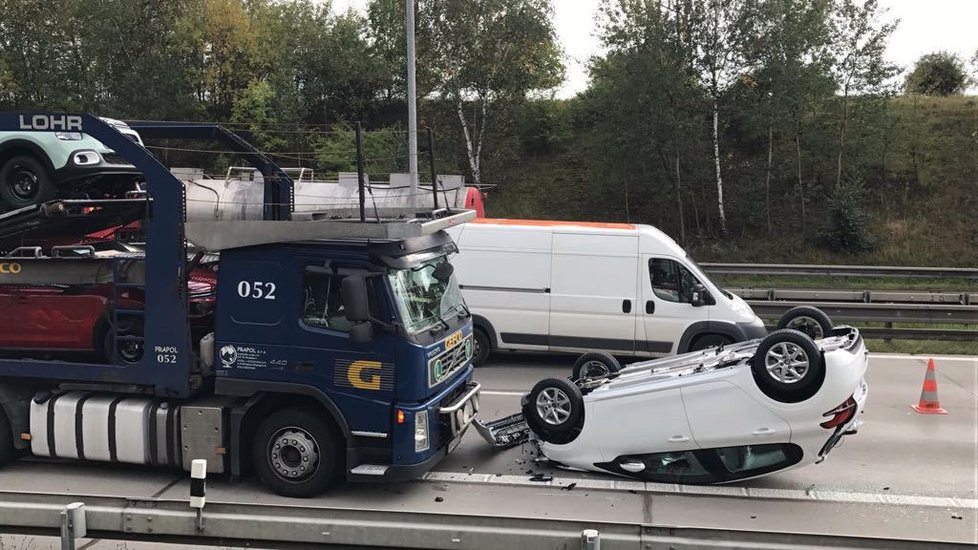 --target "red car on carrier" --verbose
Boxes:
[0,238,216,364]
